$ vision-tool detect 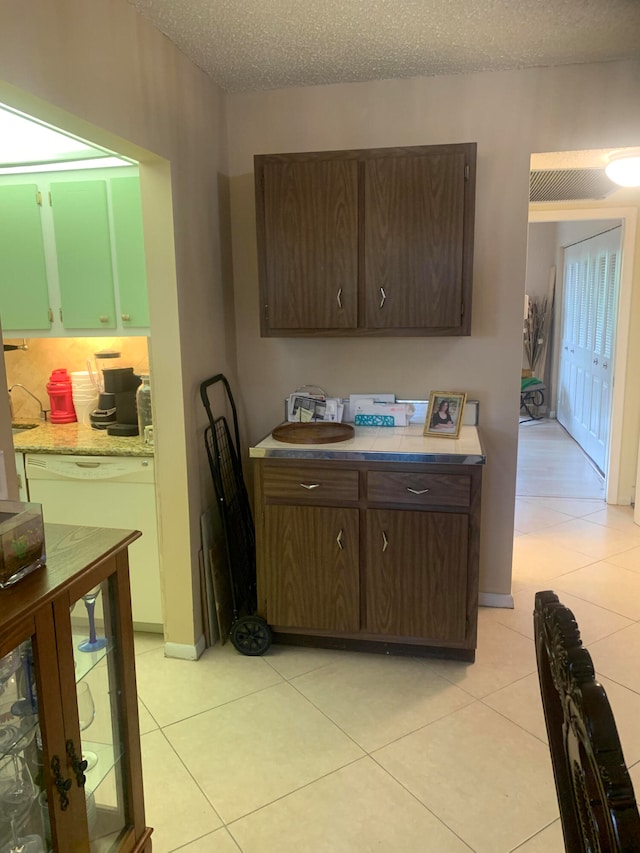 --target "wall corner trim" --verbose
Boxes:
[164,635,207,660]
[478,592,515,609]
